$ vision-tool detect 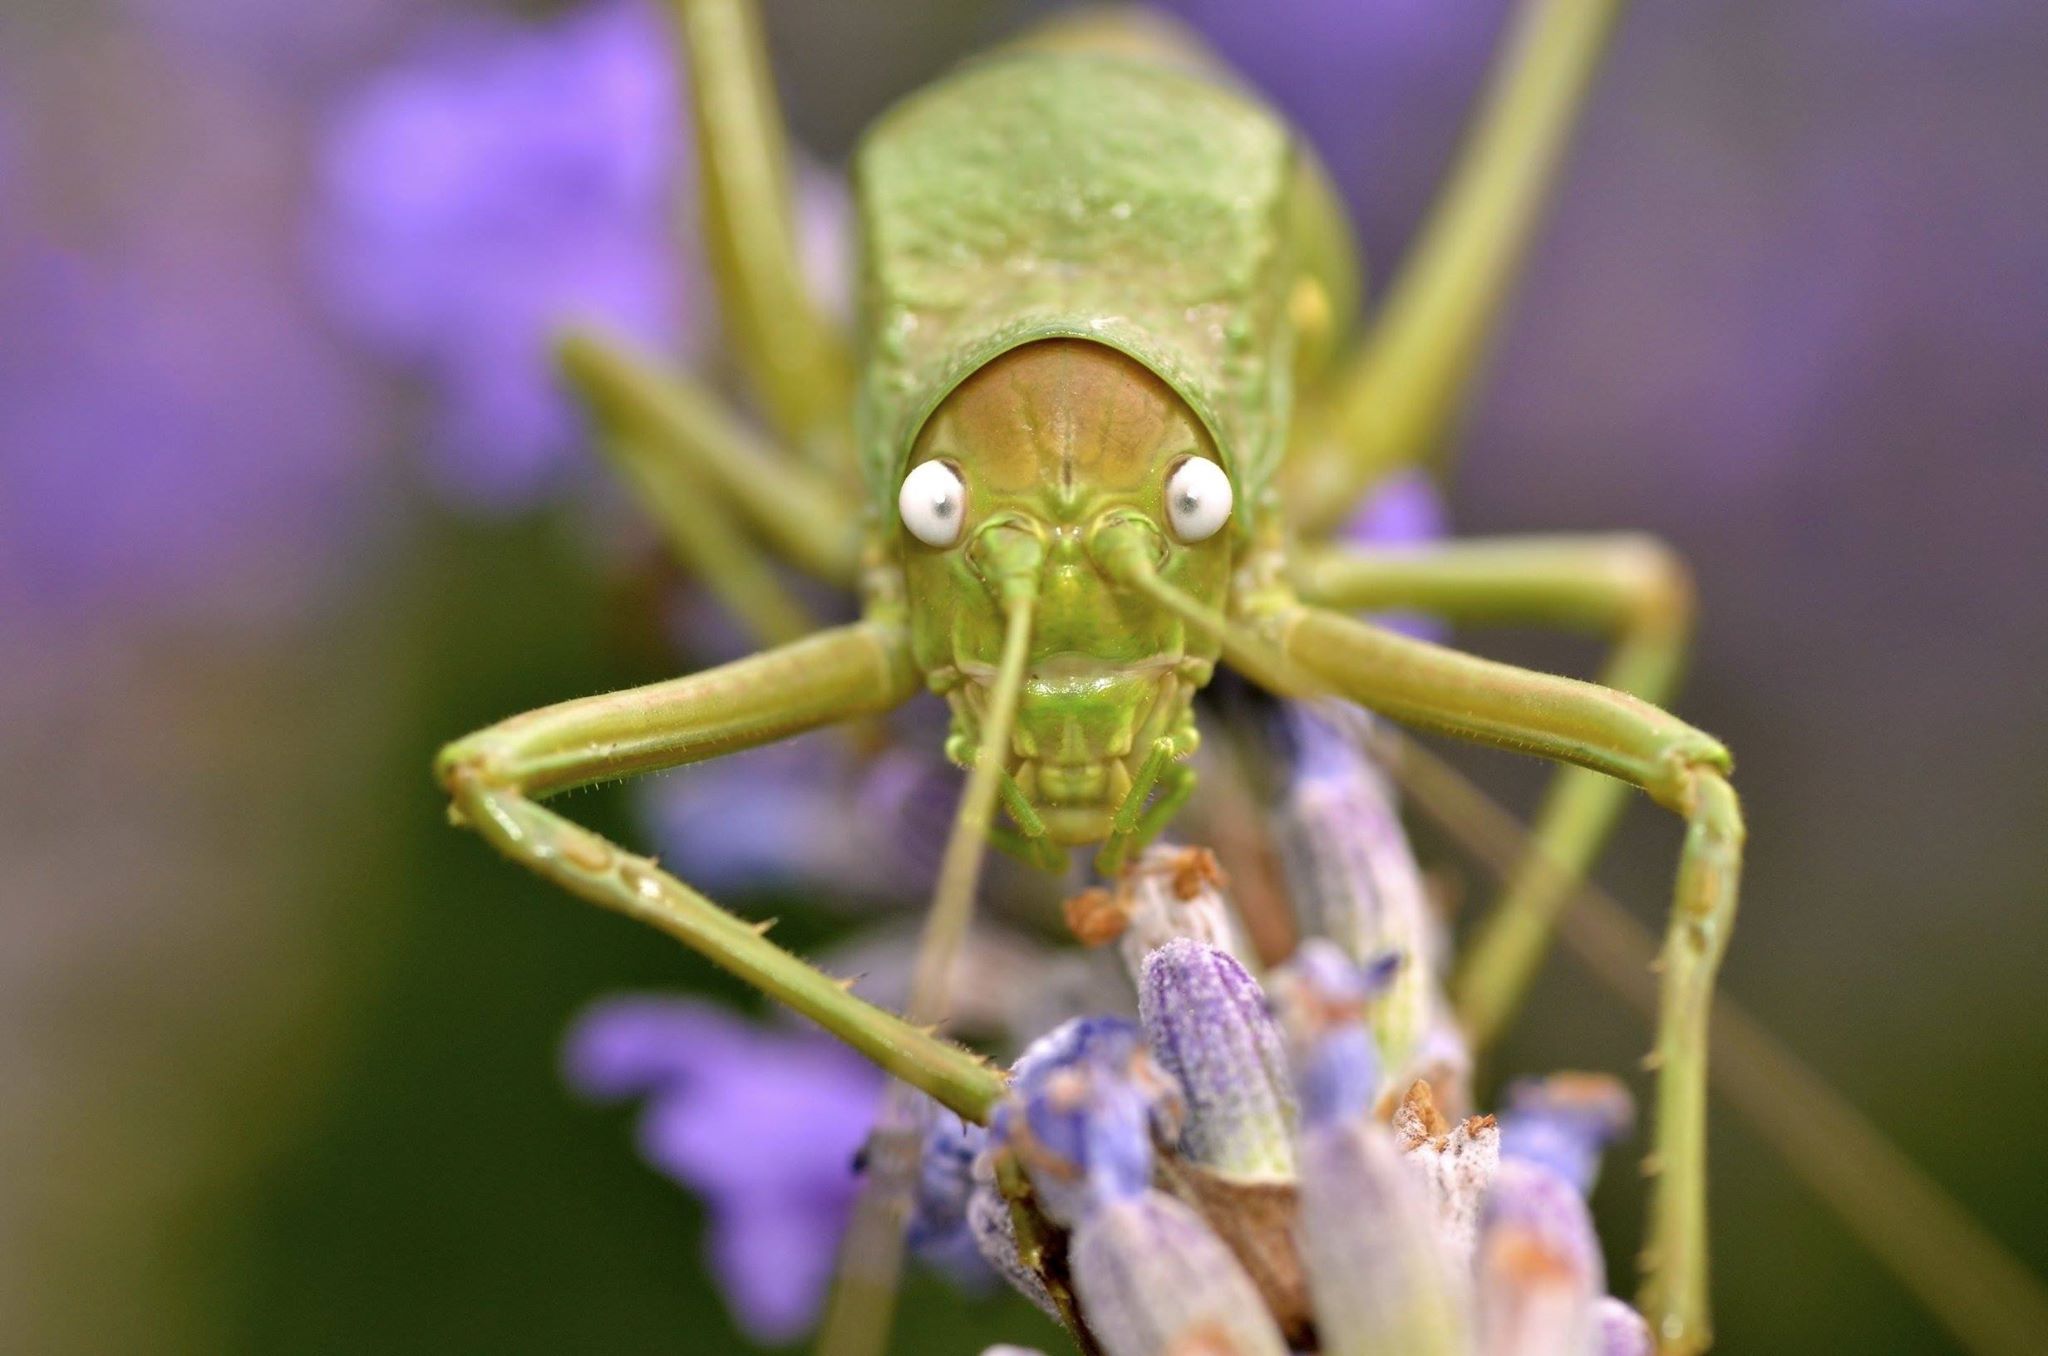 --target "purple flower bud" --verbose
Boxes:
[1337,469,1453,642]
[1069,1191,1290,1356]
[995,1017,1181,1228]
[904,1104,995,1288]
[1267,939,1395,1127]
[1297,1119,1470,1356]
[1139,939,1297,1179]
[1269,703,1469,1106]
[1499,1073,1635,1196]
[1473,1159,1606,1356]
[1596,1296,1655,1356]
